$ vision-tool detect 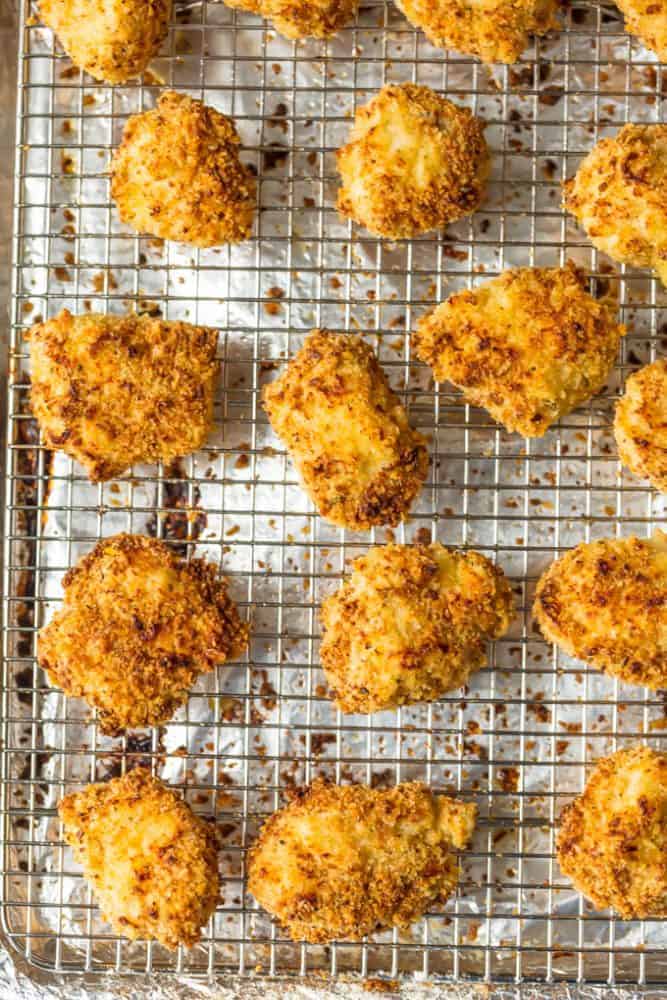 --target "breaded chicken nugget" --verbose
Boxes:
[615,0,667,62]
[395,0,560,65]
[614,358,667,493]
[262,330,428,530]
[557,746,667,918]
[320,543,515,713]
[247,780,476,942]
[224,0,358,38]
[534,532,667,690]
[28,309,218,482]
[111,91,256,248]
[336,83,489,240]
[59,769,220,947]
[38,534,249,734]
[413,263,624,437]
[40,0,170,84]
[563,124,667,287]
